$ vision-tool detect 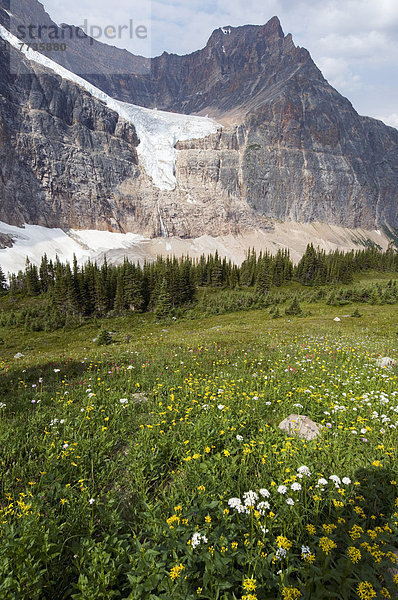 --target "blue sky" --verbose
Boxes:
[40,0,398,128]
